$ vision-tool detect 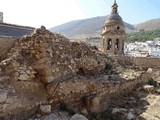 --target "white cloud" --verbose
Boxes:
[0,0,85,28]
